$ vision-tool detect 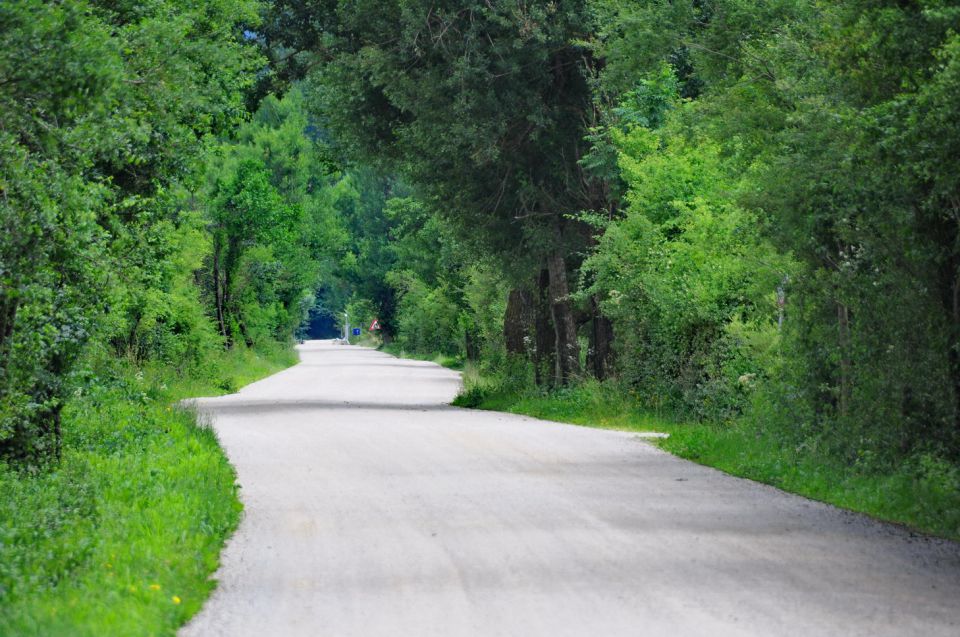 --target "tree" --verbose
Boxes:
[0,0,261,462]
[279,0,609,384]
[591,0,960,462]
